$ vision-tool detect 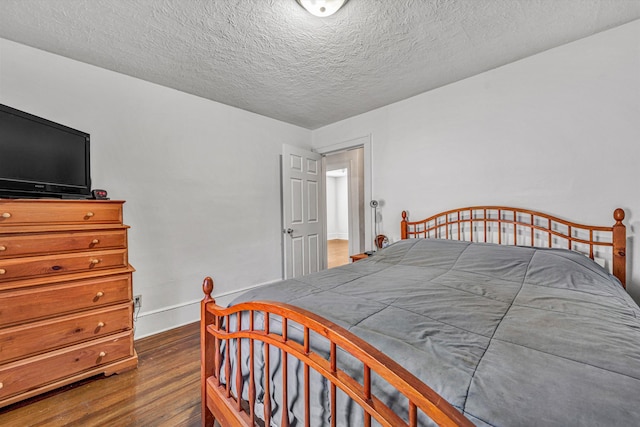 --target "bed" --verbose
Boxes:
[200,206,638,426]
